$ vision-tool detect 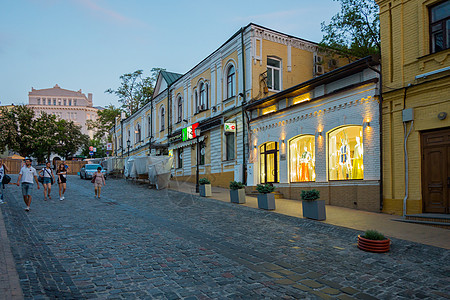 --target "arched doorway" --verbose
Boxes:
[260,142,279,183]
